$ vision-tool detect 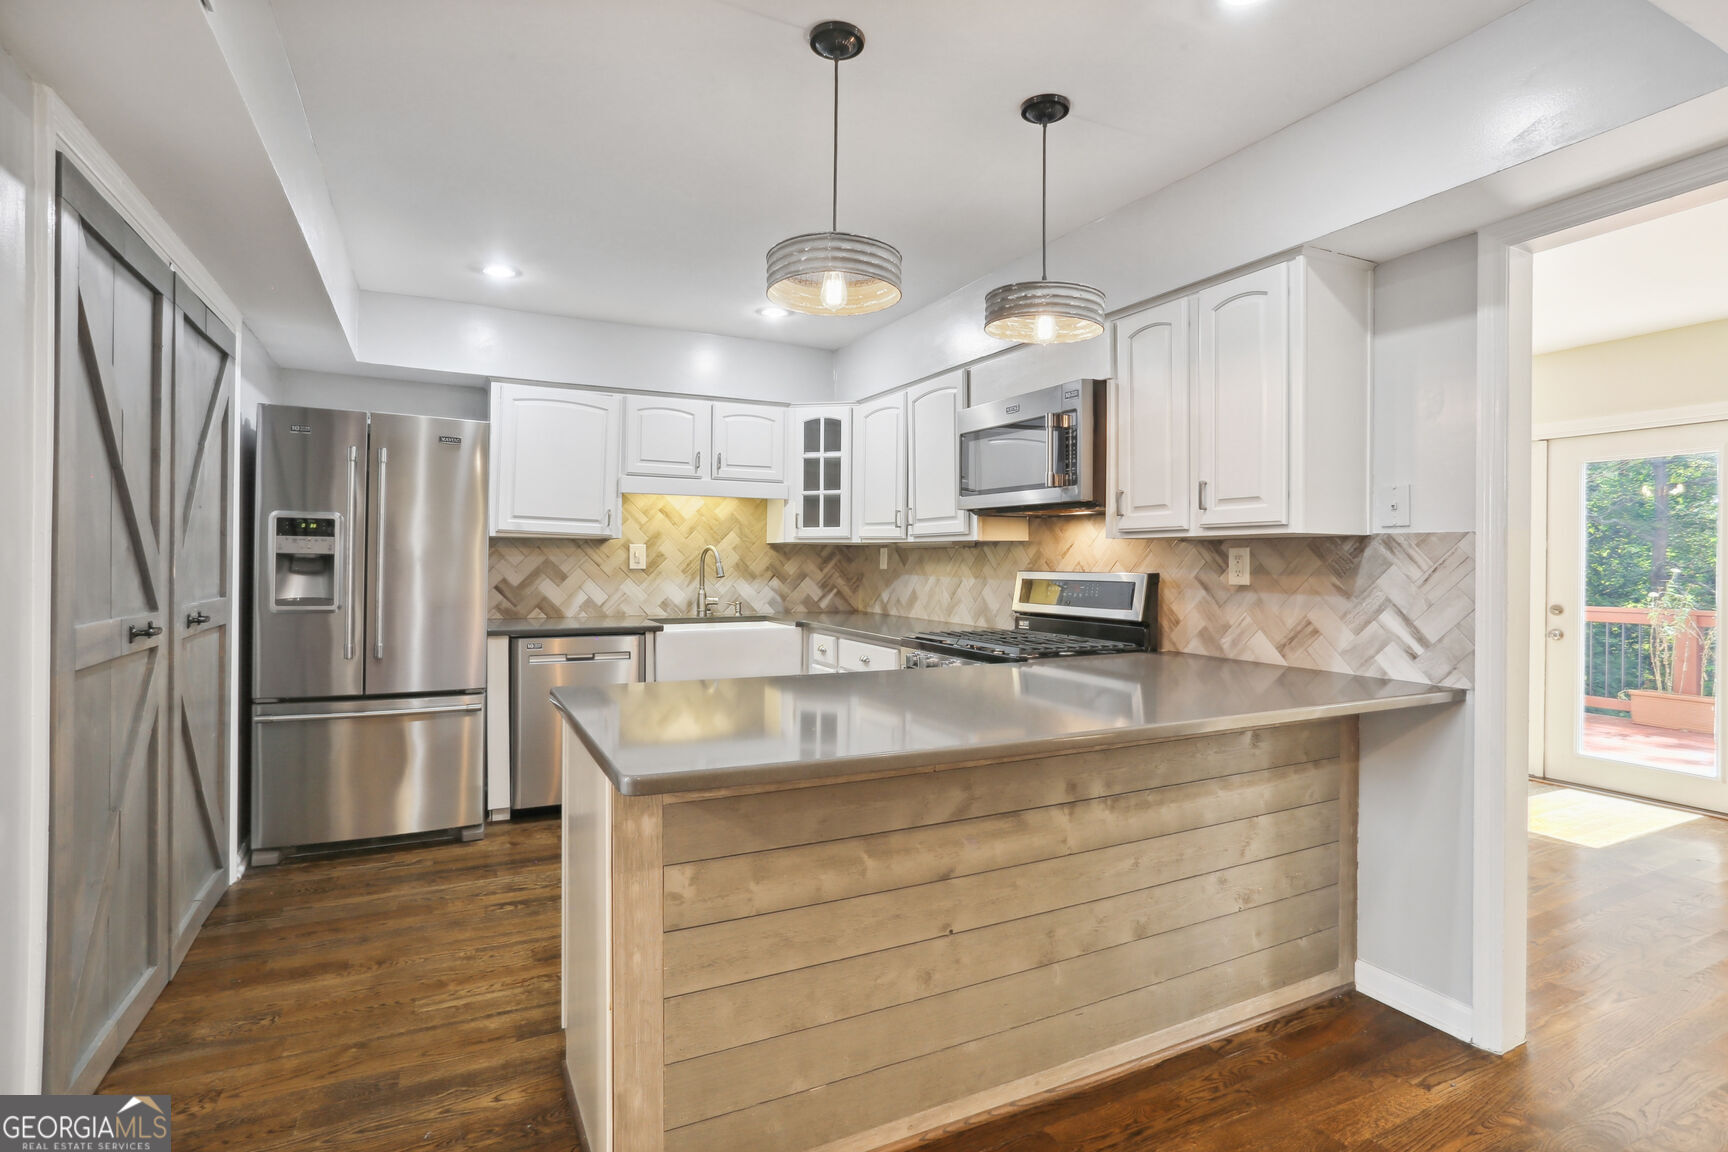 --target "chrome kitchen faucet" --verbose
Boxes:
[696,545,725,618]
